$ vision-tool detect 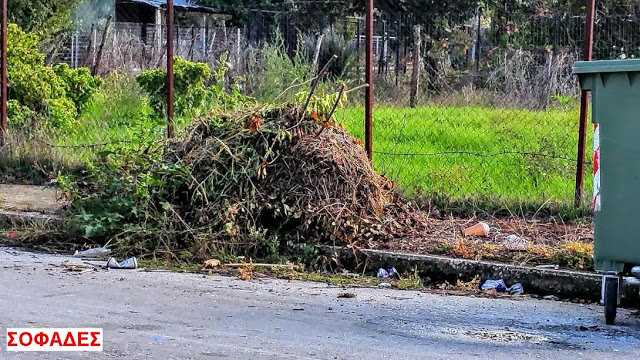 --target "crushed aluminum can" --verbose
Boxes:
[74,247,112,258]
[377,268,389,278]
[509,283,524,295]
[106,257,138,269]
[481,279,508,292]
